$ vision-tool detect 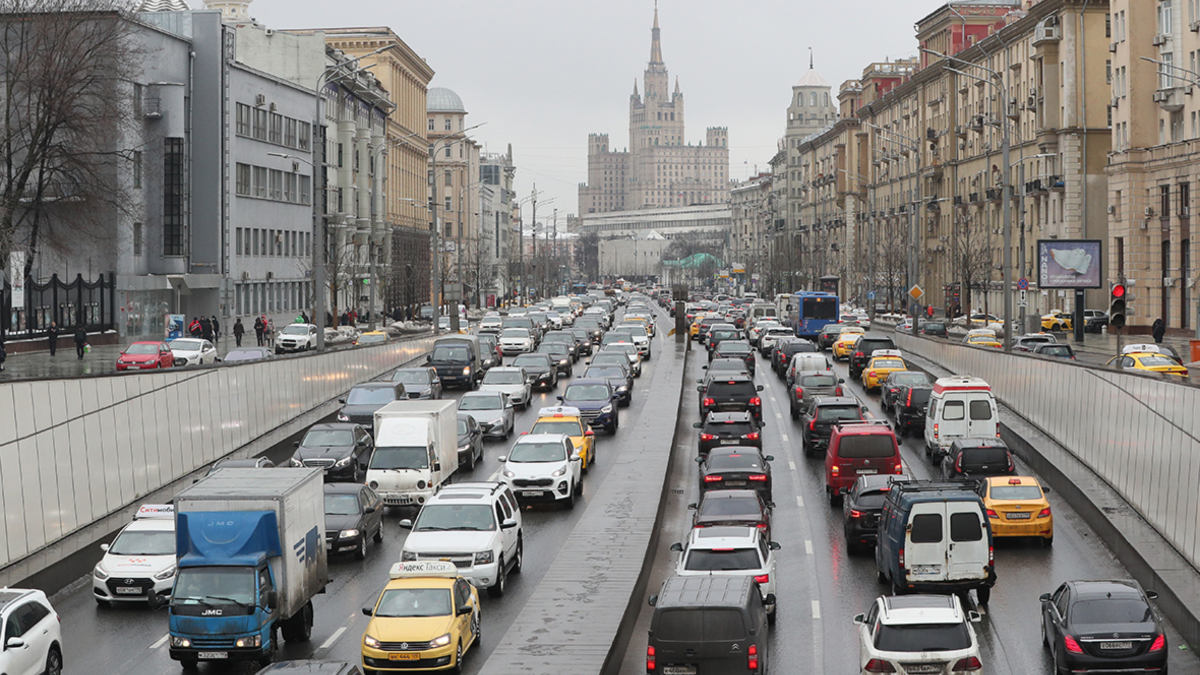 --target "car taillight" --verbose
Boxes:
[700,433,715,441]
[755,523,767,530]
[951,656,982,671]
[1064,635,1084,653]
[753,574,769,584]
[855,351,864,358]
[704,475,723,483]
[749,474,768,481]
[1150,634,1166,651]
[748,643,759,671]
[933,423,939,438]
[809,420,816,431]
[749,397,761,406]
[868,370,876,379]
[744,432,760,441]
[955,455,962,473]
[864,659,896,673]
[1037,507,1051,518]
[986,509,999,519]
[988,545,994,564]
[849,509,862,518]
[646,645,656,671]
[702,397,715,406]
[996,430,1002,439]
[898,547,905,567]
[894,463,903,474]
[906,391,912,406]
[835,386,843,395]
[794,386,804,397]
[831,465,840,476]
